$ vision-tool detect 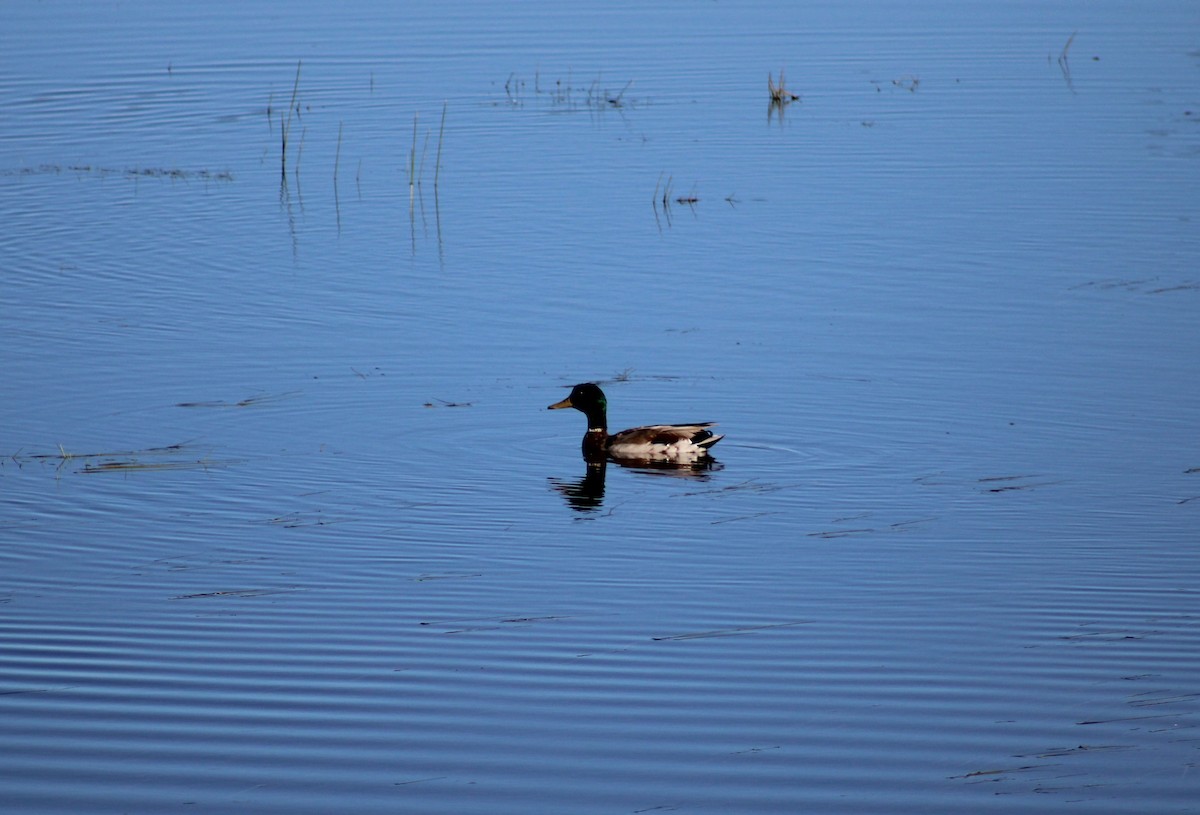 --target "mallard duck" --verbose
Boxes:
[548,382,723,463]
